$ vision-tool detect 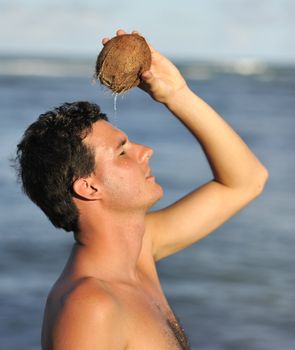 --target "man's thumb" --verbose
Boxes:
[141,70,153,81]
